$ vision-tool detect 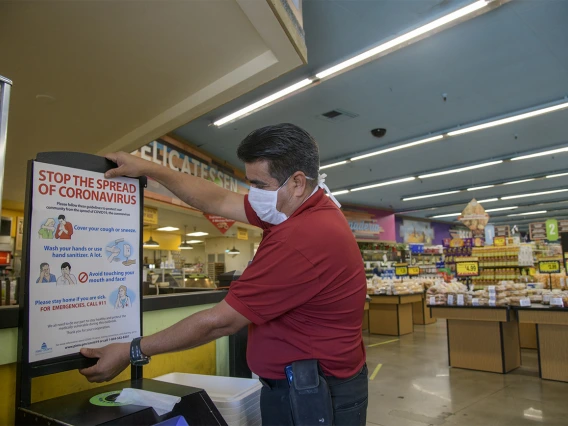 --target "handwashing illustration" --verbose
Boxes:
[105,239,136,266]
